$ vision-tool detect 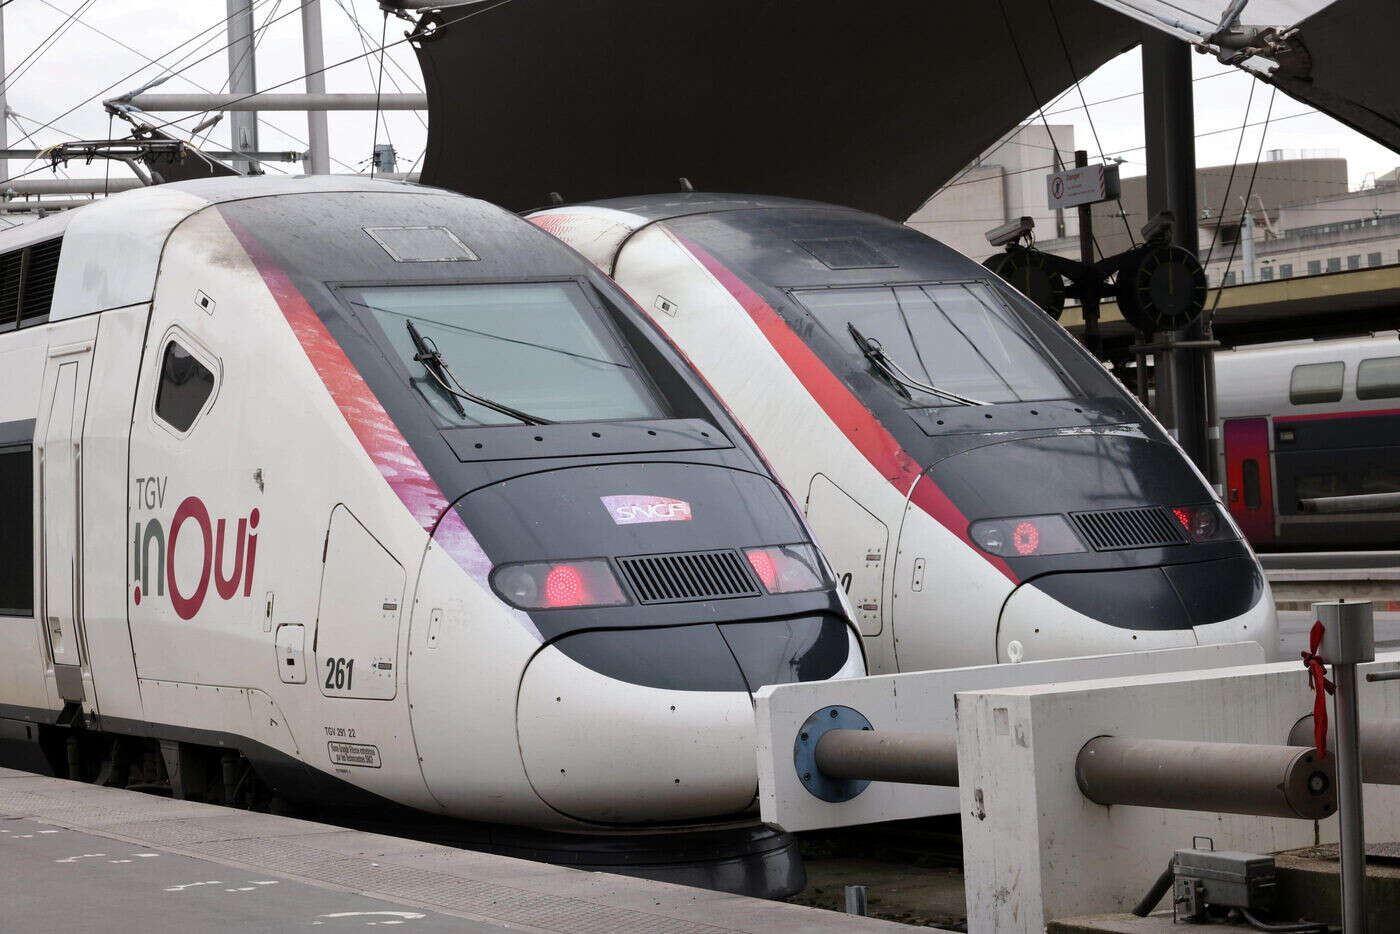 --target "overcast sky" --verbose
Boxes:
[1,1,1396,193]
